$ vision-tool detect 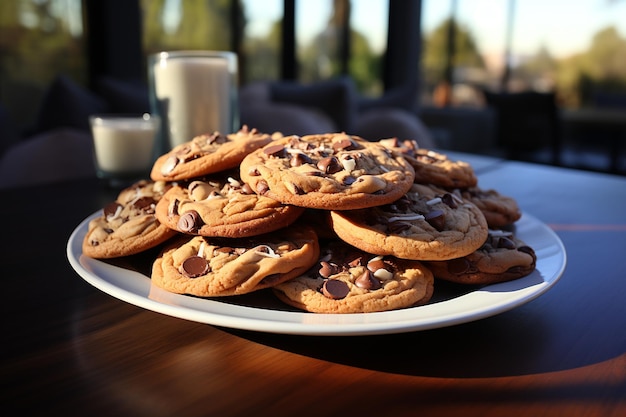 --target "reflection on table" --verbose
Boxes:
[2,152,625,417]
